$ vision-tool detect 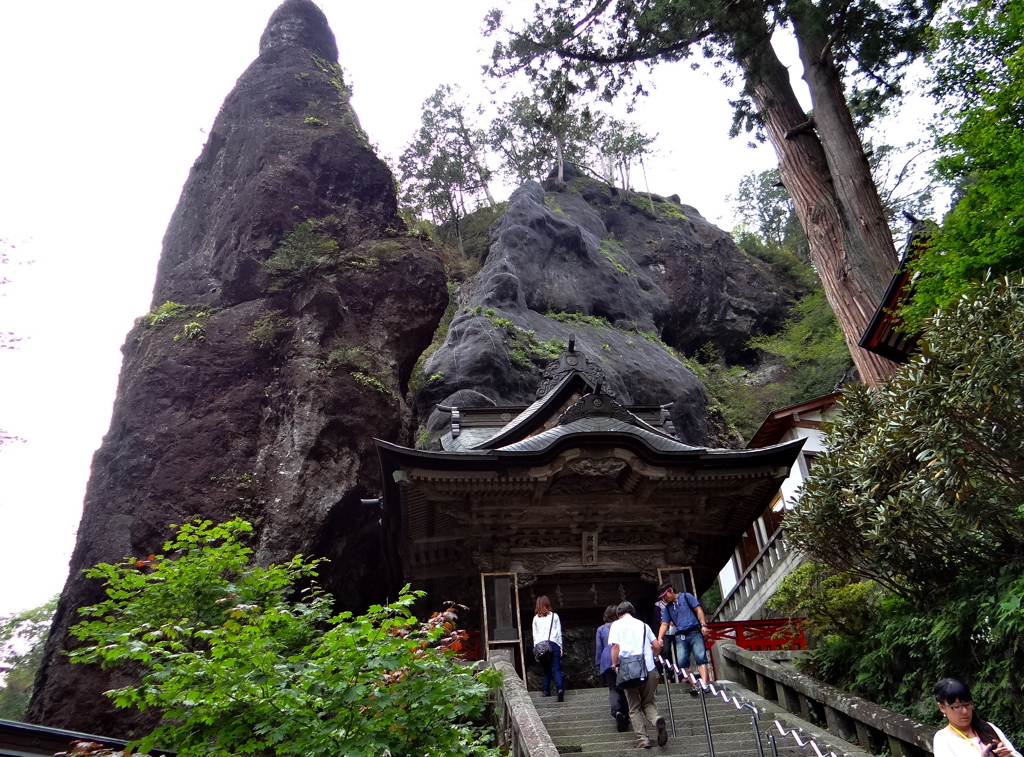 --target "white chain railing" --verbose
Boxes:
[654,653,842,757]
